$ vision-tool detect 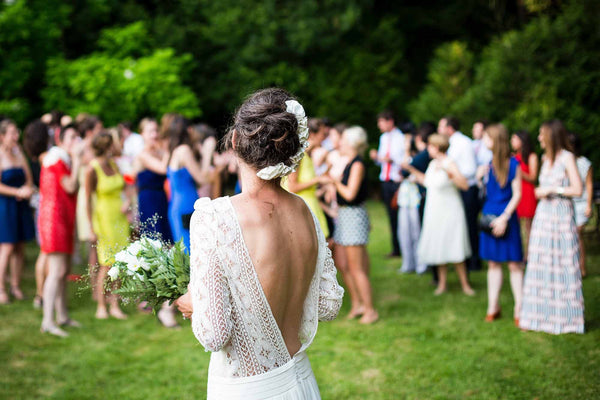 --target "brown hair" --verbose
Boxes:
[224,88,301,172]
[428,133,449,153]
[23,119,49,159]
[139,118,157,134]
[308,118,323,134]
[540,119,572,163]
[486,124,511,187]
[78,115,100,136]
[0,119,16,136]
[91,131,113,157]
